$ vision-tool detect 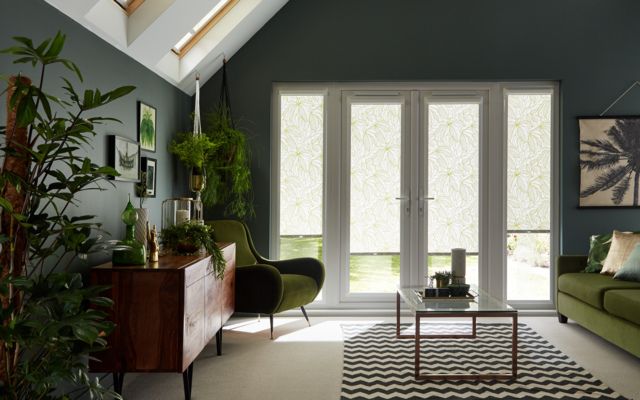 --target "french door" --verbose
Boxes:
[339,91,485,302]
[272,83,557,309]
